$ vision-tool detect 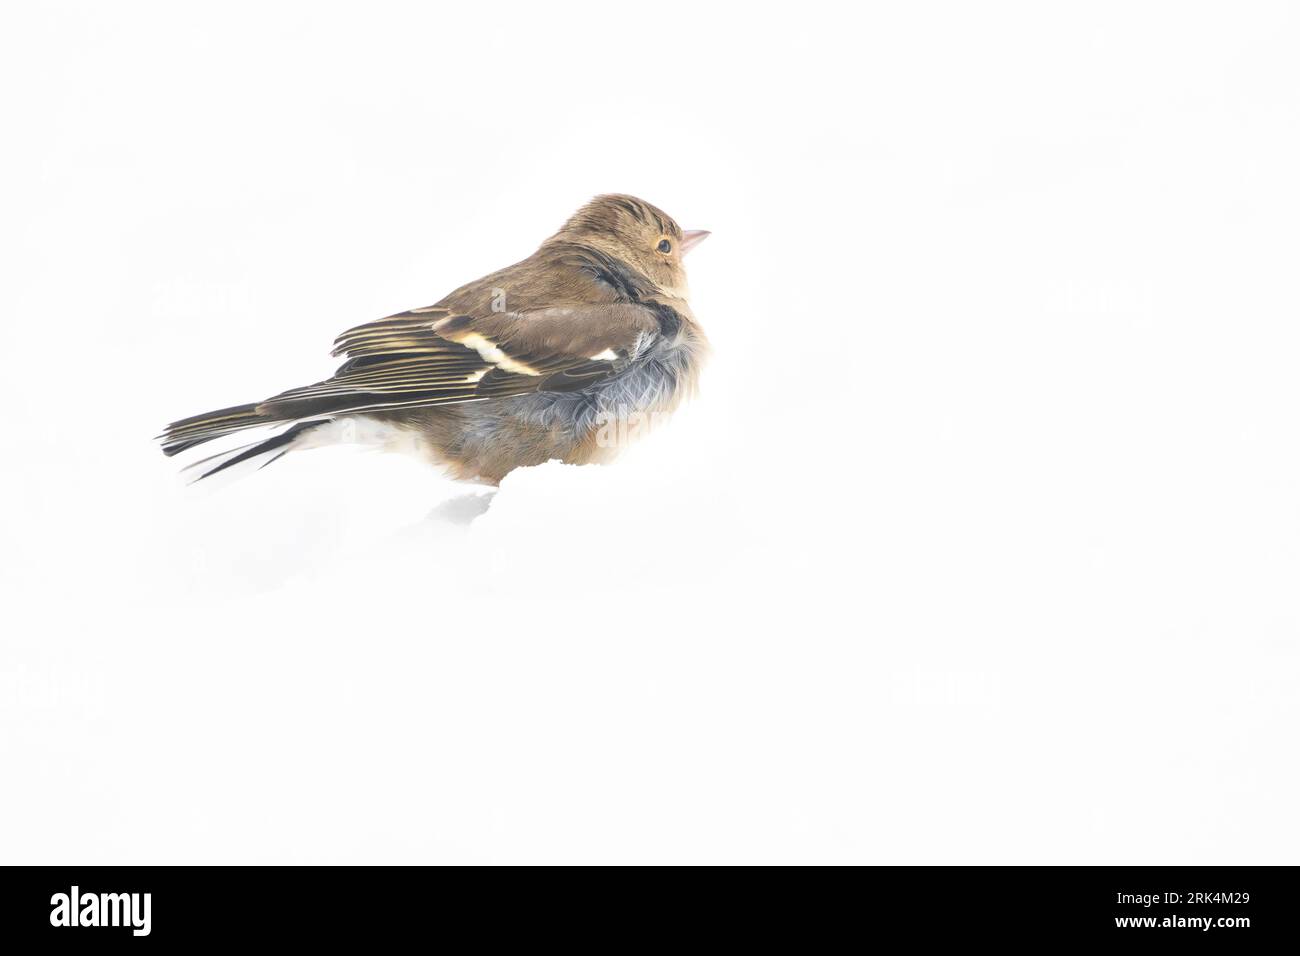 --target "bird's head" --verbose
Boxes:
[549,194,709,300]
